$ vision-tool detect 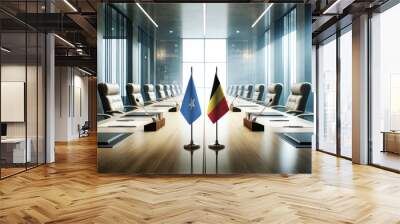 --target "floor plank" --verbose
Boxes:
[0,135,400,223]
